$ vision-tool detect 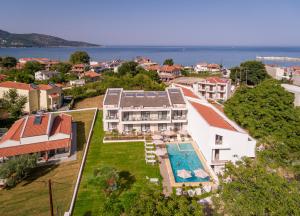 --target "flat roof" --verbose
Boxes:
[104,89,122,106]
[167,88,186,105]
